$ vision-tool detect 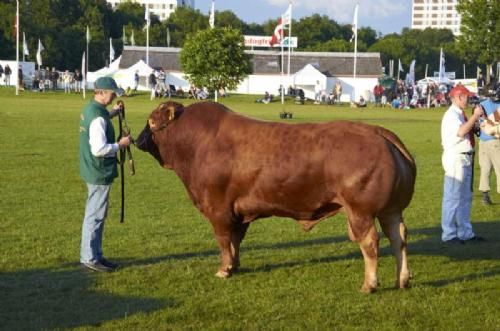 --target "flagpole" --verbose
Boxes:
[280,15,284,106]
[352,3,358,102]
[86,26,89,92]
[22,32,25,62]
[15,0,19,95]
[287,2,292,82]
